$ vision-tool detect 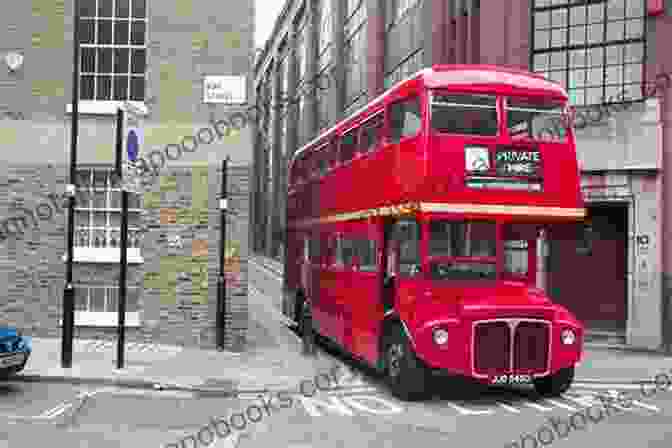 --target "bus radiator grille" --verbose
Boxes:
[473,321,510,375]
[513,322,549,372]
